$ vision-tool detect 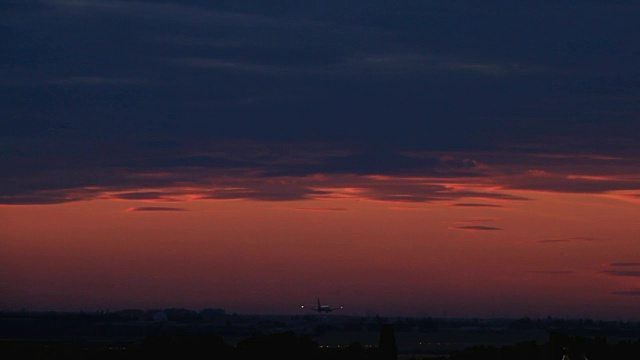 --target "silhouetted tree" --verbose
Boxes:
[345,341,367,360]
[139,330,233,359]
[236,331,319,360]
[449,345,499,360]
[377,324,397,360]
